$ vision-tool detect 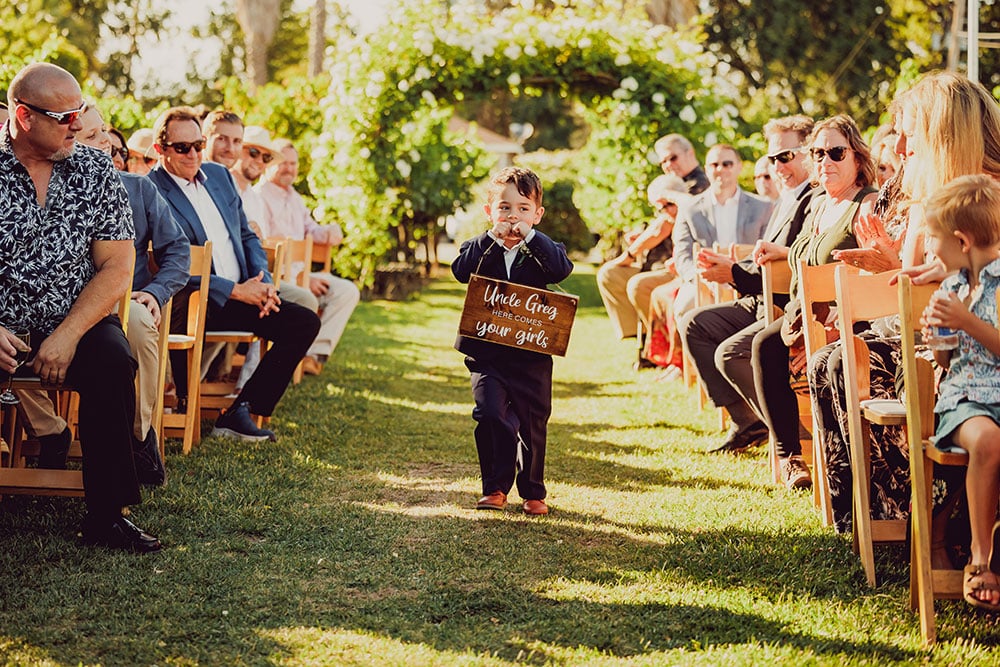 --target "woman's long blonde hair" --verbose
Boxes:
[901,71,1000,202]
